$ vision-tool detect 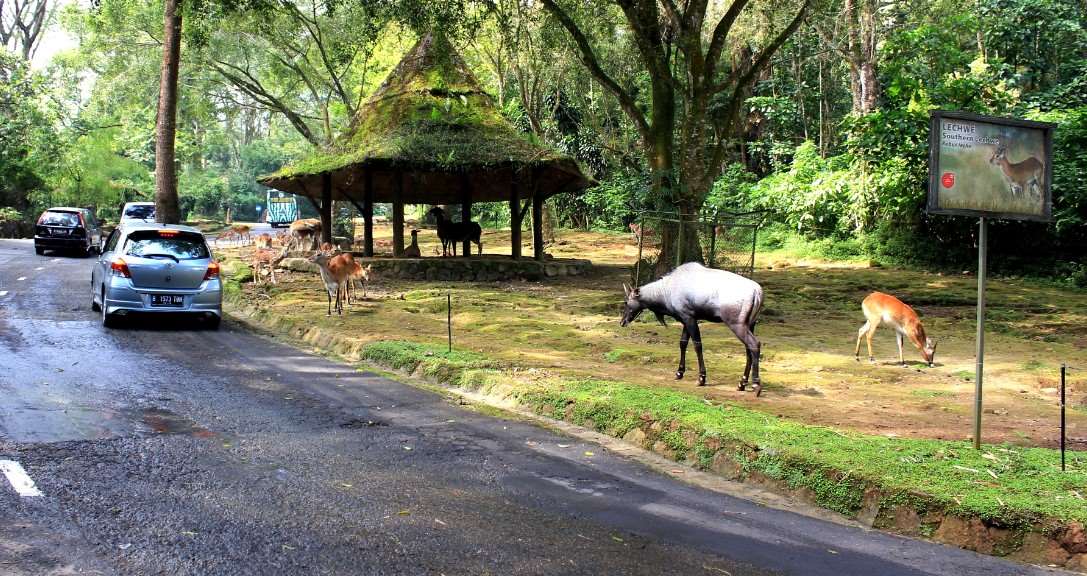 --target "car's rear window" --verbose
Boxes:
[123,205,155,220]
[123,230,209,260]
[40,211,81,227]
